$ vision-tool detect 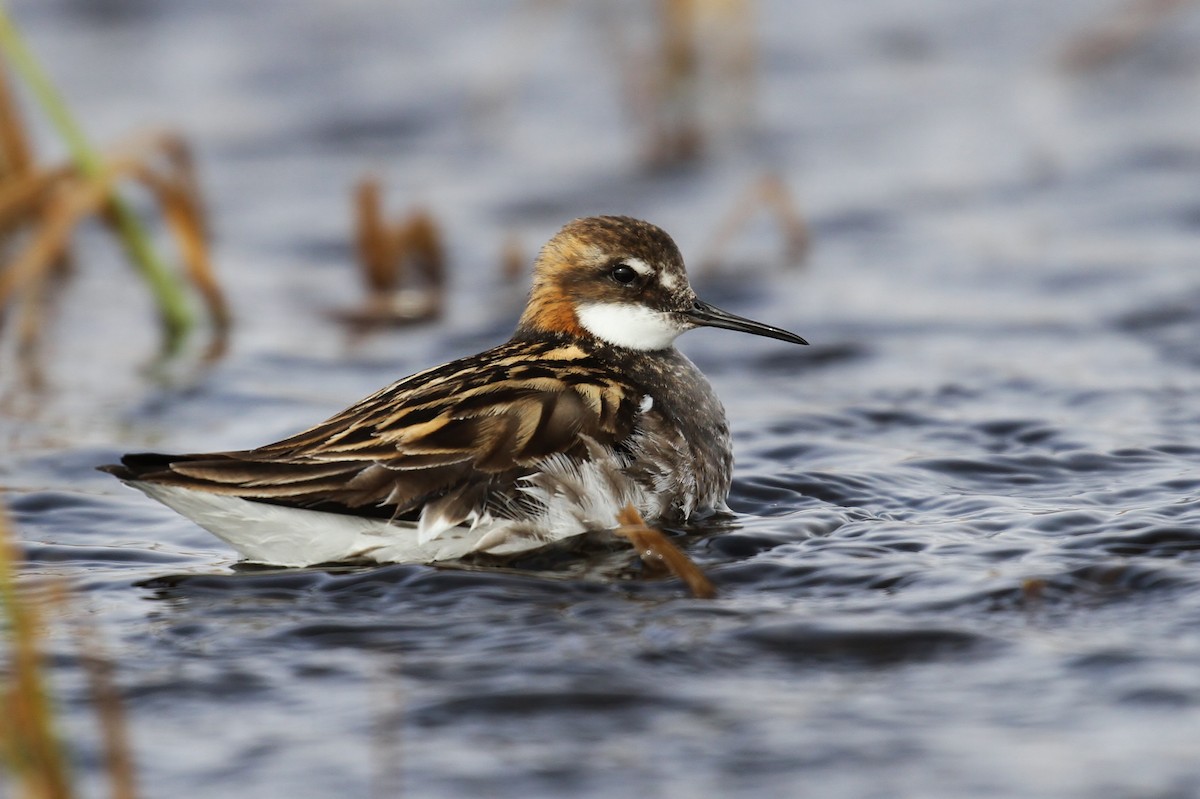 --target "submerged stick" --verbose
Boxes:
[616,503,716,599]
